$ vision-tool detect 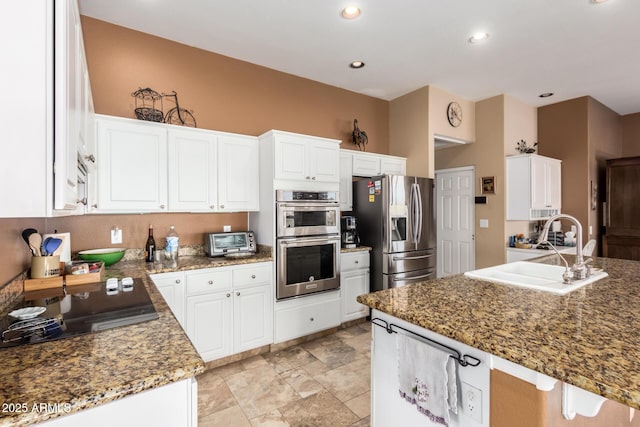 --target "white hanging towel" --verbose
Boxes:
[397,333,458,426]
